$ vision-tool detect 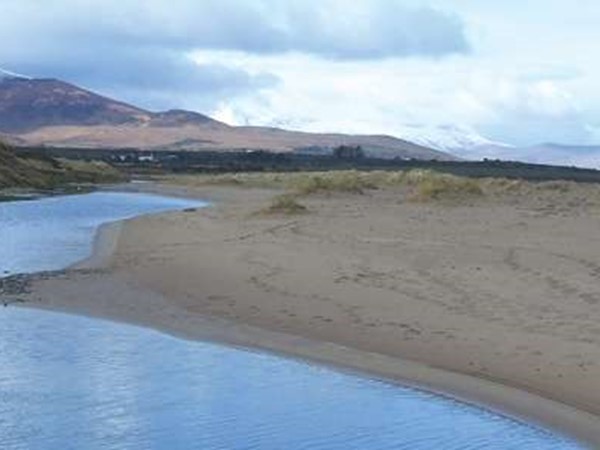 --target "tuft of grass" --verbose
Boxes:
[288,170,376,195]
[262,194,308,215]
[535,180,574,192]
[407,171,484,202]
[481,178,525,192]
